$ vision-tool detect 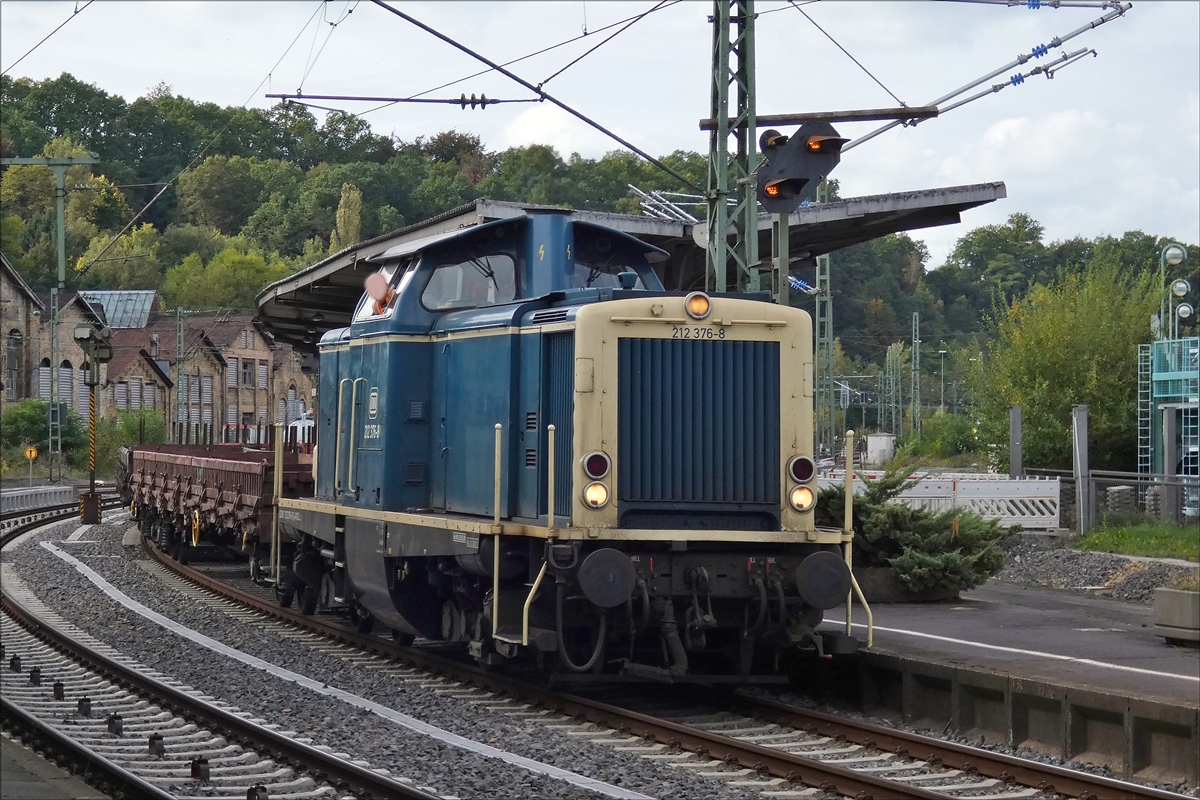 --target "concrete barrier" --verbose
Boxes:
[0,486,77,515]
[804,651,1200,787]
